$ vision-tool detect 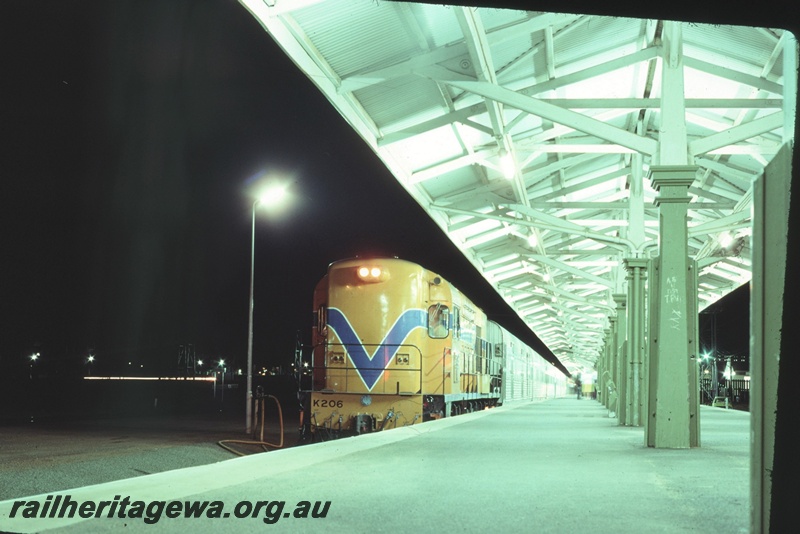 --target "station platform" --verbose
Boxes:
[0,398,749,533]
